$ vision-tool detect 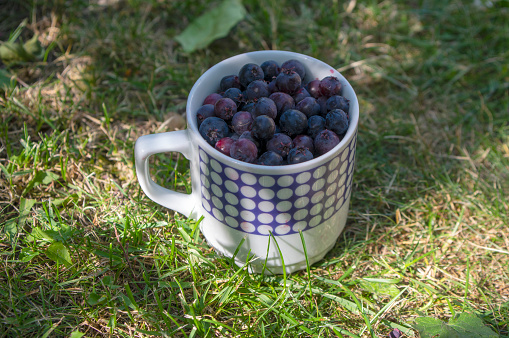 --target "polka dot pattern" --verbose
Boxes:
[198,131,357,236]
